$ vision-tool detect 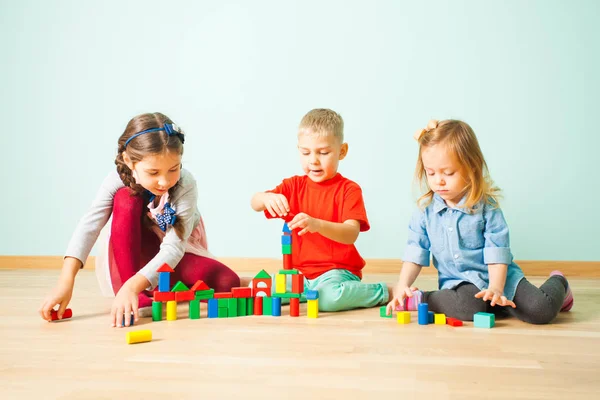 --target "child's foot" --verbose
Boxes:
[394,290,423,311]
[550,270,573,312]
[138,292,153,318]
